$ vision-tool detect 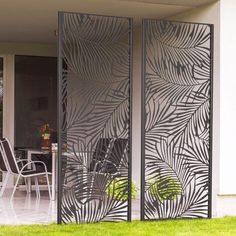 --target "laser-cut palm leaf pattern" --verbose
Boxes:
[59,13,131,223]
[142,20,212,219]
